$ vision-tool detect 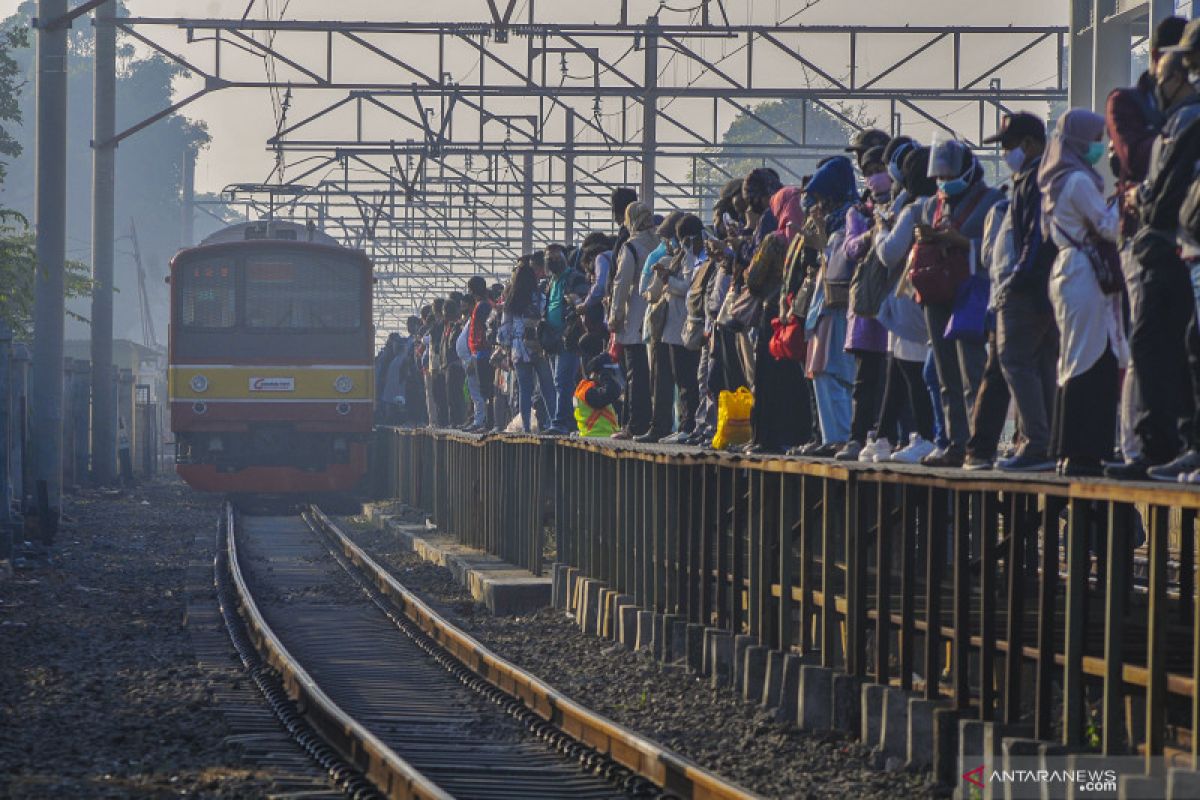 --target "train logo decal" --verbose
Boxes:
[249,376,295,392]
